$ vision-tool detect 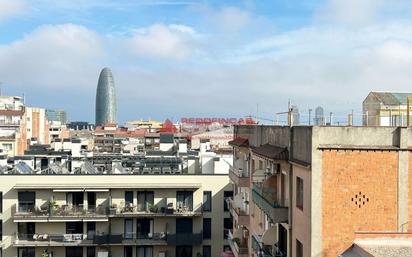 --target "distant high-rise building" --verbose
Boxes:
[314,106,325,125]
[95,67,117,126]
[46,109,67,124]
